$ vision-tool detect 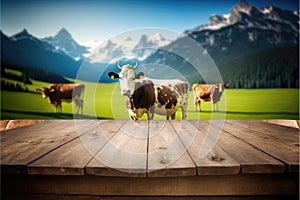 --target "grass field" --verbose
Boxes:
[1,79,299,120]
